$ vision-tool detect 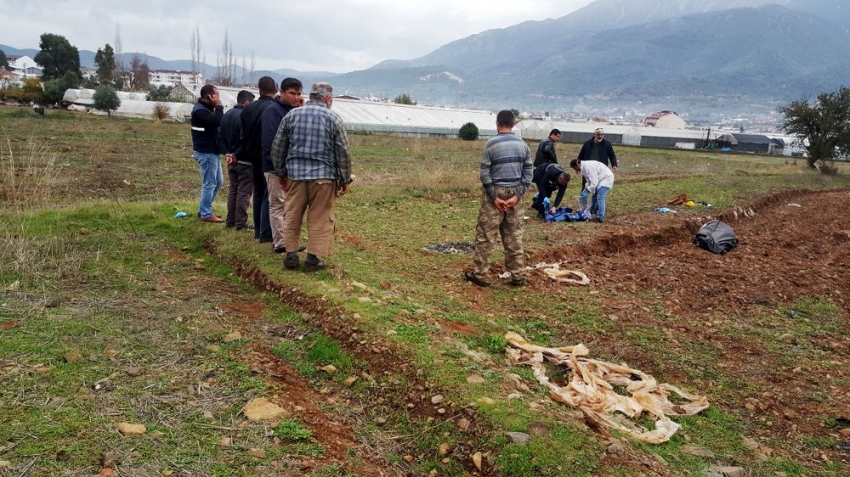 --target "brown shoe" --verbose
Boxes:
[199,214,224,223]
